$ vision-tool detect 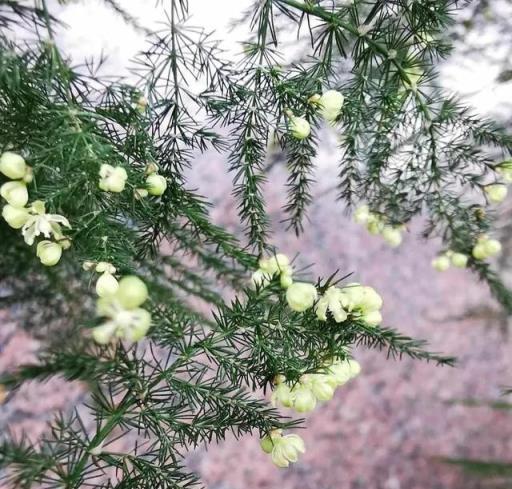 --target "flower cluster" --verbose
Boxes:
[1,152,71,266]
[136,163,167,198]
[99,161,167,198]
[310,89,345,124]
[260,430,305,468]
[353,205,405,248]
[286,110,311,140]
[99,164,128,193]
[431,250,469,272]
[287,89,345,141]
[285,279,384,327]
[92,274,152,344]
[271,358,361,413]
[252,253,294,289]
[472,235,502,261]
[316,283,383,326]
